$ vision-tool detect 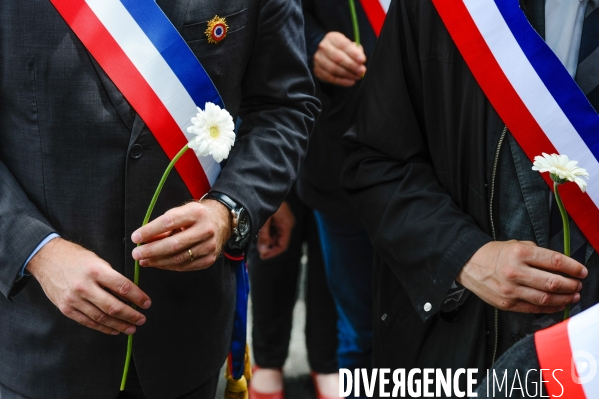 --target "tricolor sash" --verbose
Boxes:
[50,0,249,381]
[432,0,599,251]
[535,304,599,398]
[359,0,389,36]
[50,0,224,199]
